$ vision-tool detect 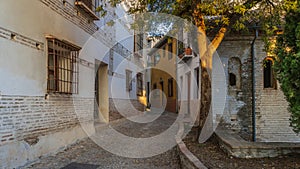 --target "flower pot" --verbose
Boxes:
[185,47,192,55]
